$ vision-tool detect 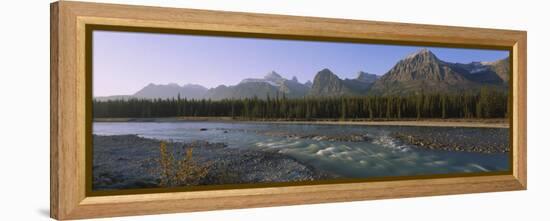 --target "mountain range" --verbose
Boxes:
[94,48,509,101]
